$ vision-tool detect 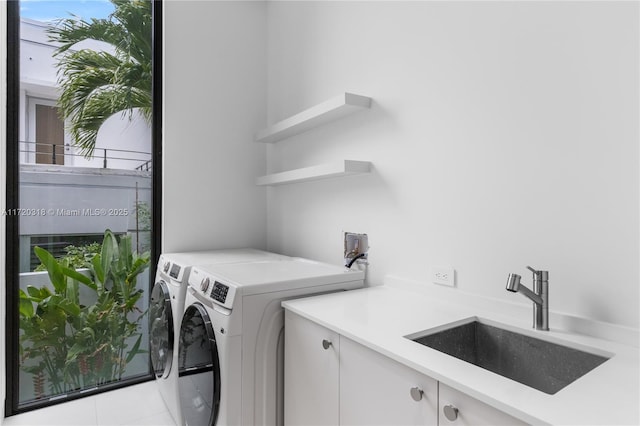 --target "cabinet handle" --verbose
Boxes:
[443,404,459,421]
[322,339,332,350]
[409,387,424,401]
